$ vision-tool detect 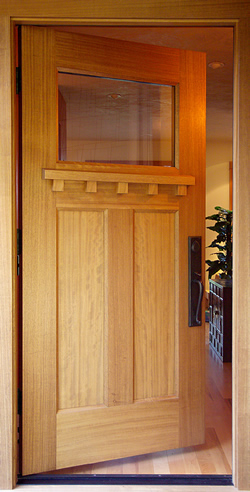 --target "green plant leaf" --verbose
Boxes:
[206,261,222,278]
[206,213,221,221]
[206,206,233,279]
[207,225,227,235]
[214,206,232,214]
[207,240,226,249]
